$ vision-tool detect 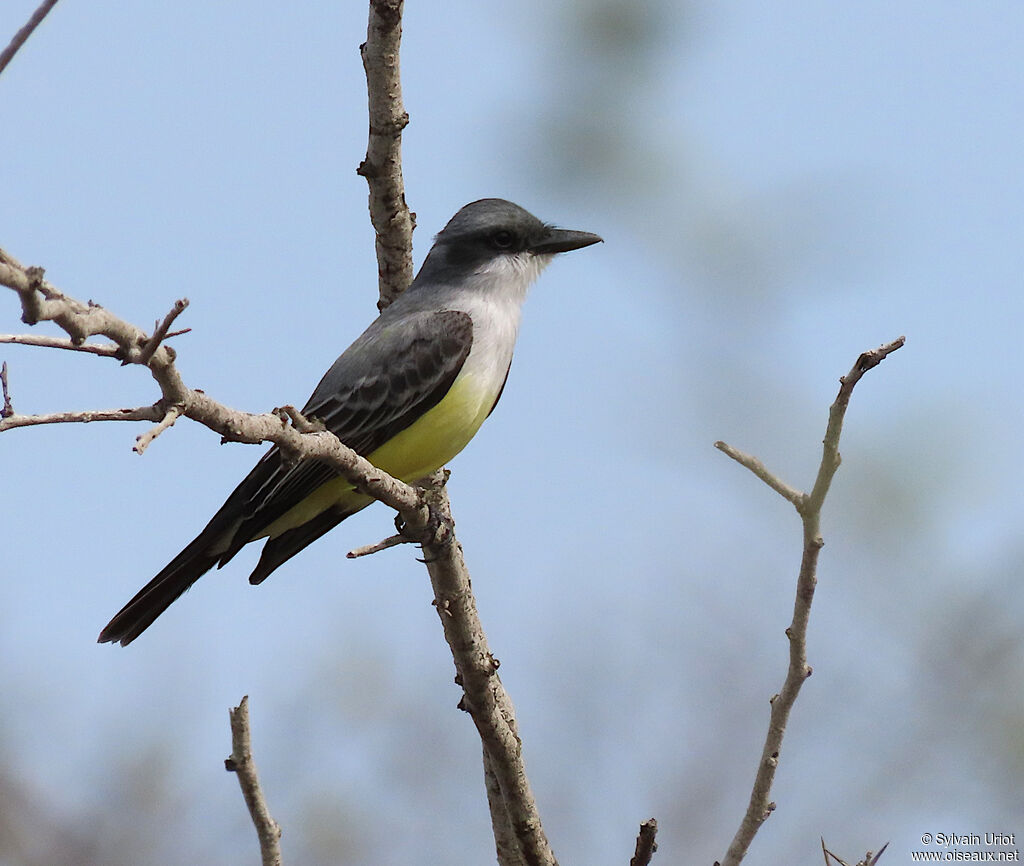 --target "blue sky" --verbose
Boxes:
[1,2,1022,864]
